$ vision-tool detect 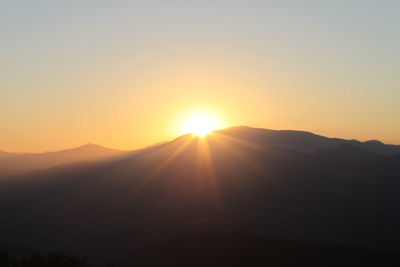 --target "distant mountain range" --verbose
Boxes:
[216,126,400,155]
[0,126,398,178]
[0,150,22,159]
[1,126,400,265]
[0,143,130,178]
